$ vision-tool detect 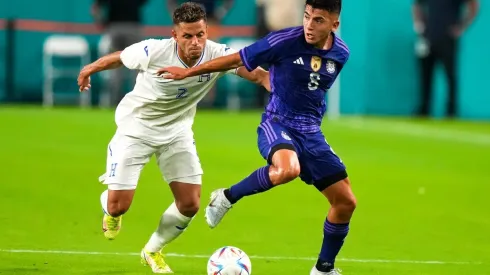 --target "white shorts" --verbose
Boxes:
[99,130,203,190]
